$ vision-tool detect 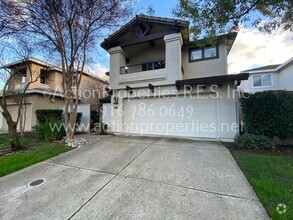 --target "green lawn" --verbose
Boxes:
[234,152,293,220]
[0,136,72,177]
[0,136,30,150]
